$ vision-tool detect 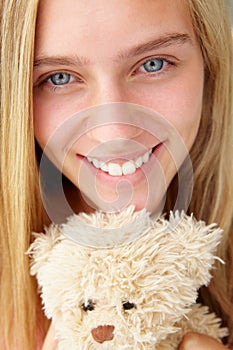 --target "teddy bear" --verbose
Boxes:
[29,206,228,349]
